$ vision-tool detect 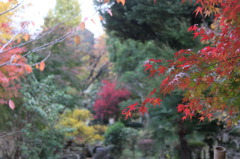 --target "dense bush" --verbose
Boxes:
[21,128,64,159]
[57,109,106,144]
[122,127,139,158]
[104,122,126,157]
